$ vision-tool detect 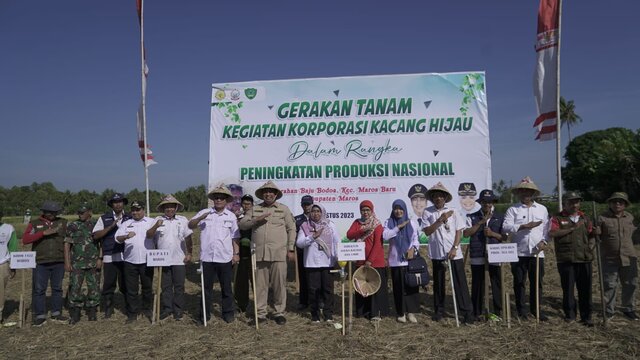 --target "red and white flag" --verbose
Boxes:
[136,0,155,167]
[532,0,560,141]
[137,104,157,167]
